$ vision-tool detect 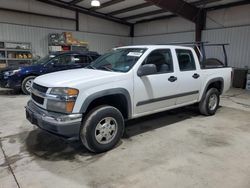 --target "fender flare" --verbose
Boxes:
[80,88,132,119]
[200,77,224,101]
